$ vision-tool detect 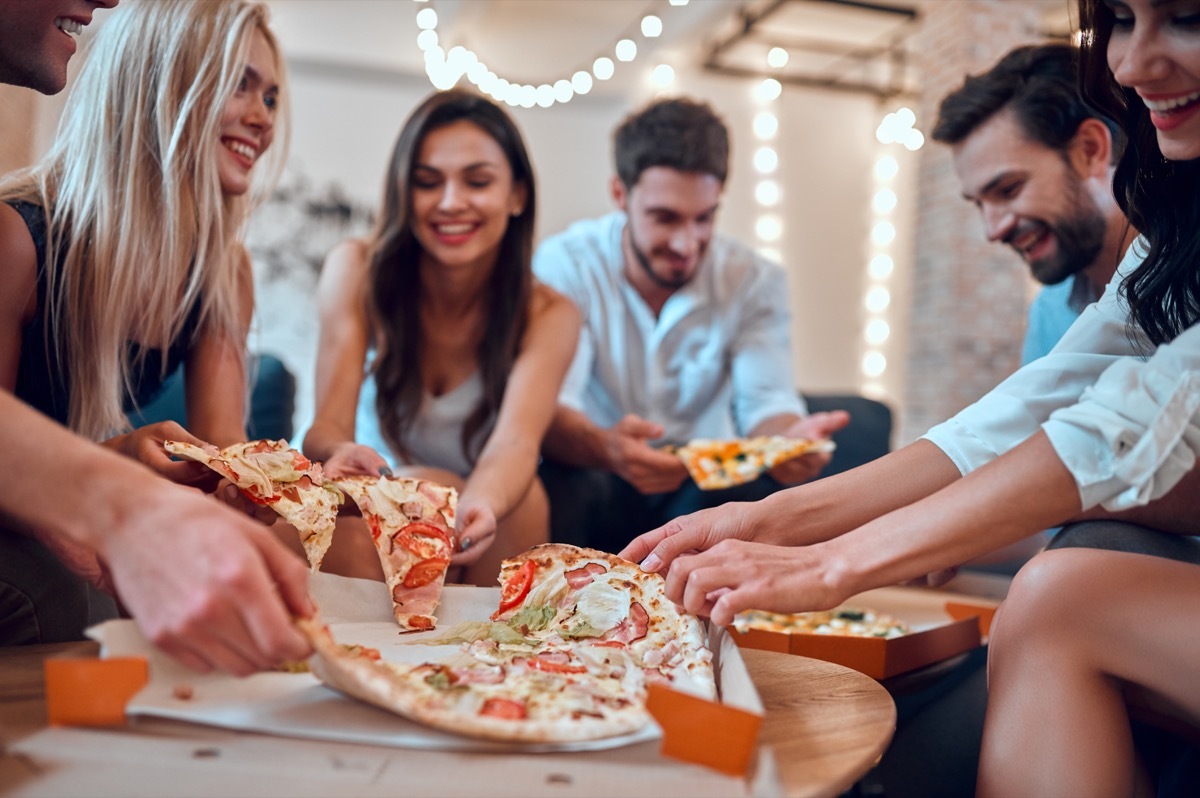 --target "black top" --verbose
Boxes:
[8,200,199,427]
